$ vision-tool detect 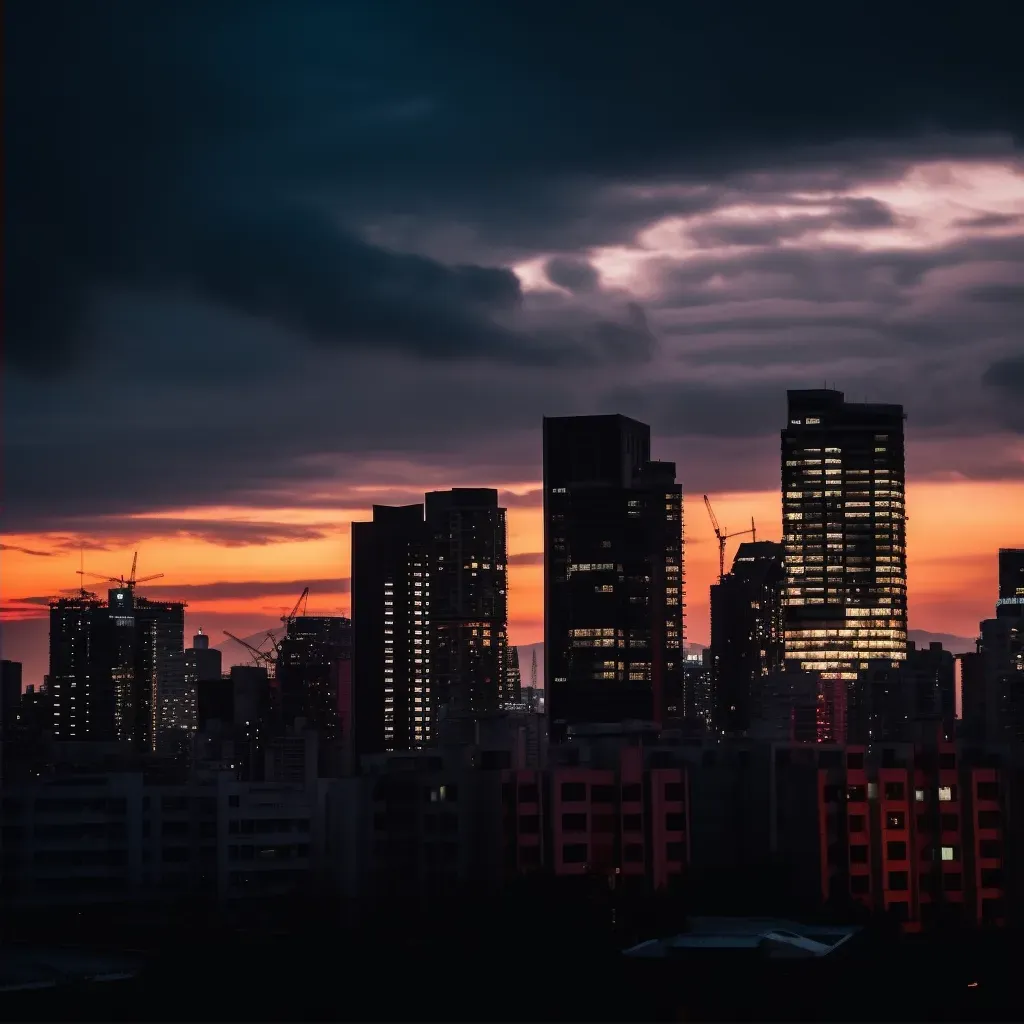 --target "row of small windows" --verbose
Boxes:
[511,780,685,803]
[560,842,684,864]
